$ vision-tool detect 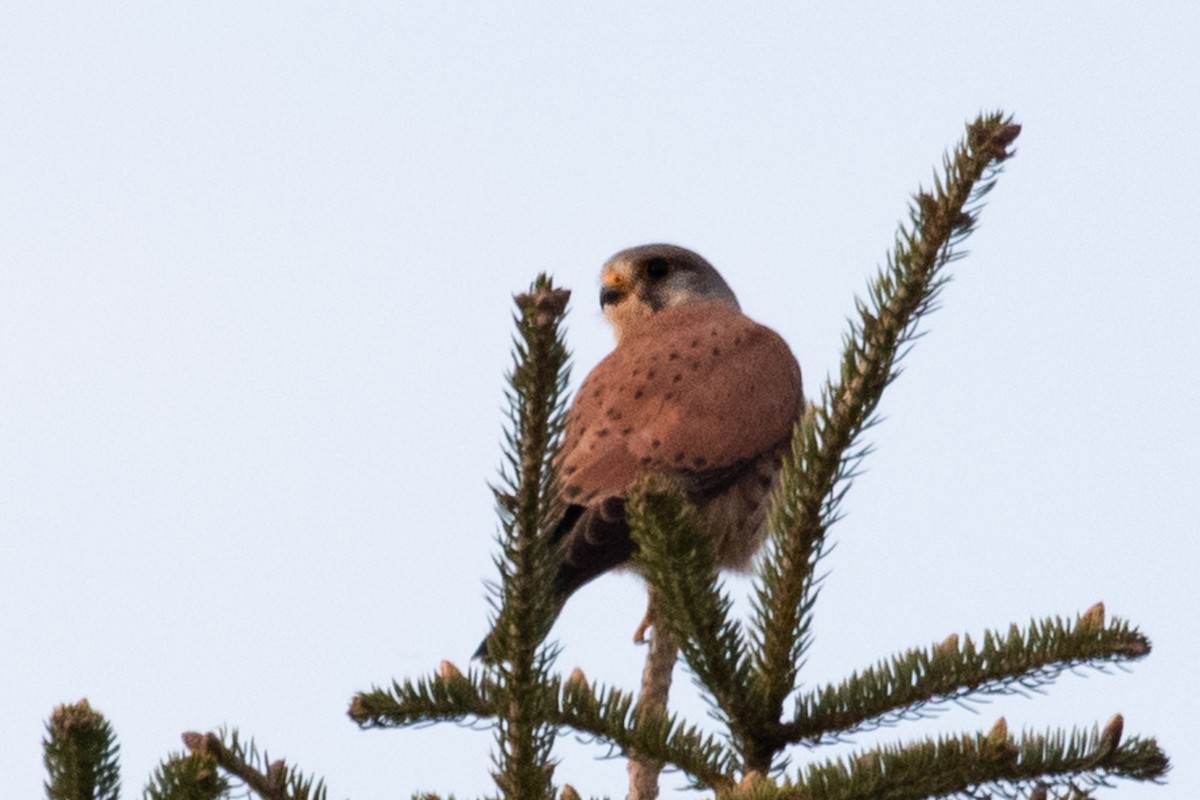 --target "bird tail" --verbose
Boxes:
[473,500,635,661]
